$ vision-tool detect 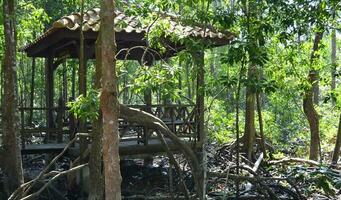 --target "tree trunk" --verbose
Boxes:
[331,28,336,105]
[244,65,256,160]
[1,59,4,106]
[193,51,206,200]
[123,74,128,104]
[331,18,339,164]
[99,0,122,199]
[78,1,87,196]
[2,0,24,196]
[312,72,319,105]
[304,32,322,161]
[88,35,104,200]
[332,115,341,164]
[256,93,267,157]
